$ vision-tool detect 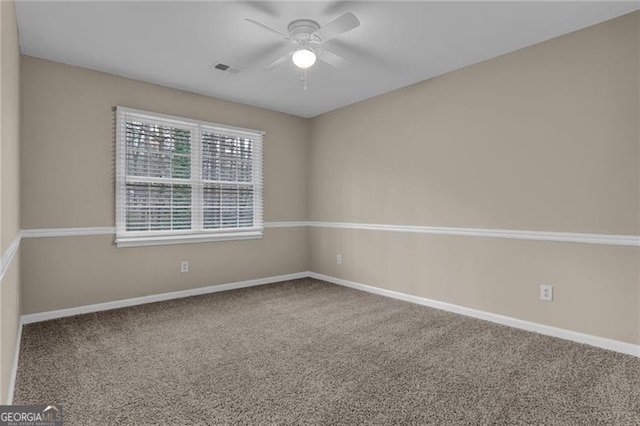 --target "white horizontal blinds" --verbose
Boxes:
[116,106,264,244]
[126,183,192,231]
[125,120,191,179]
[201,128,261,229]
[123,115,194,232]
